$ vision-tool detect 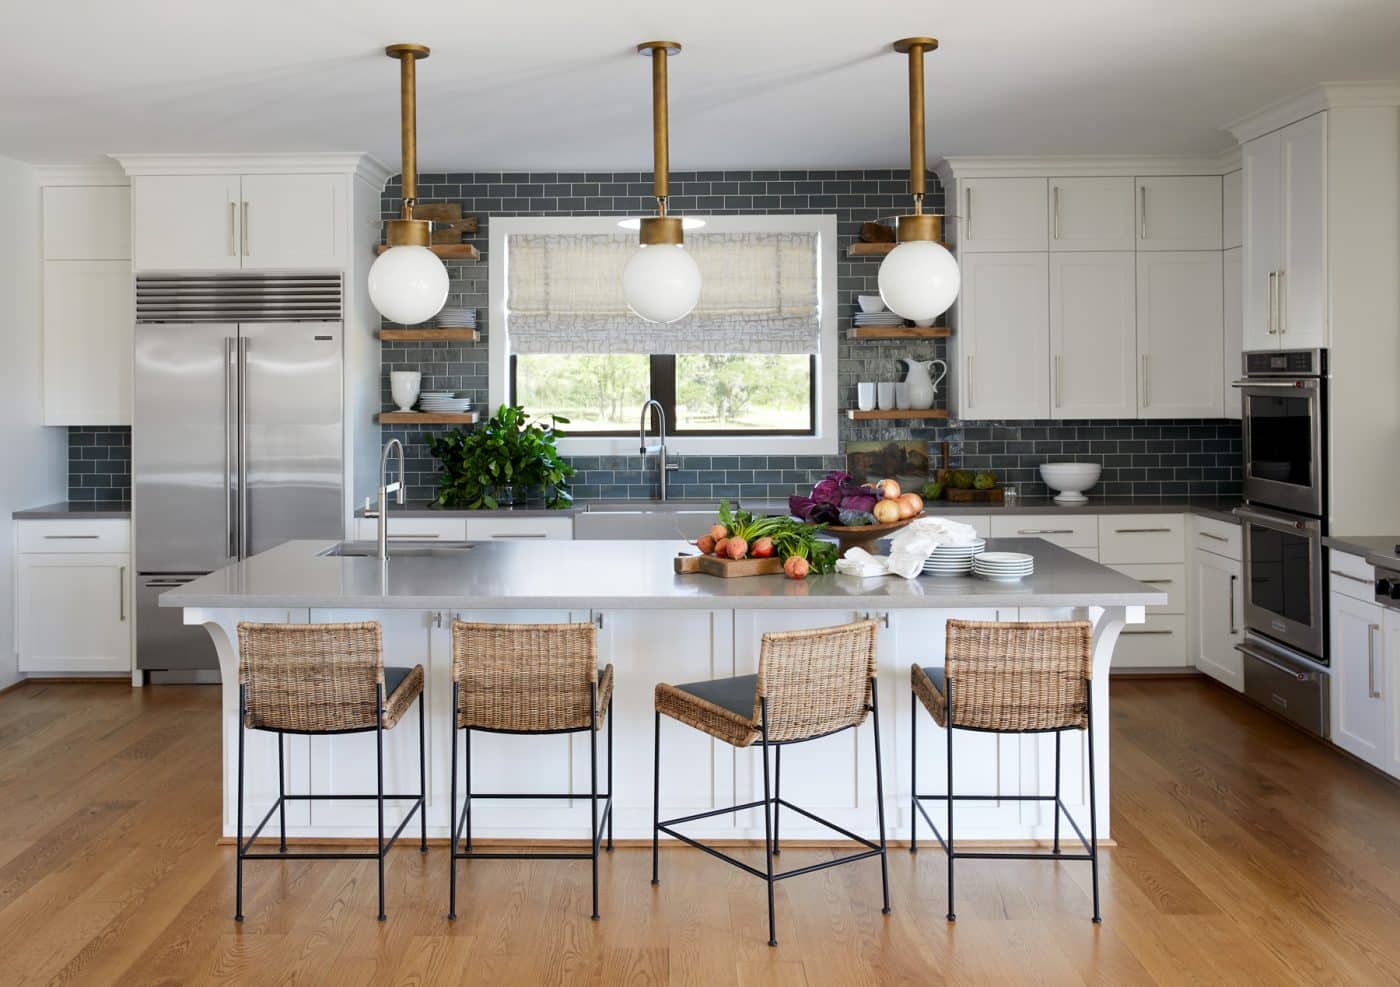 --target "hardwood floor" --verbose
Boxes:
[1,677,1398,985]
